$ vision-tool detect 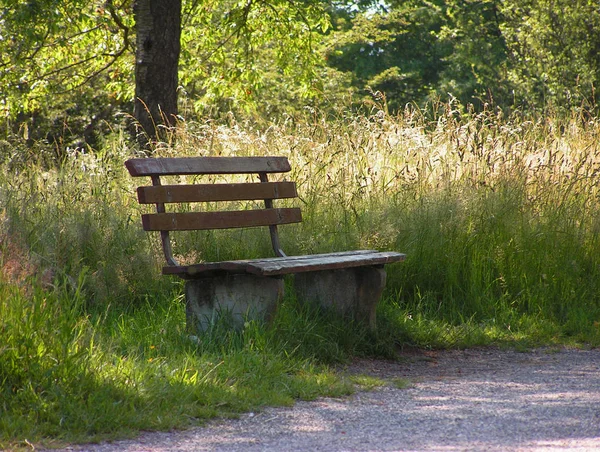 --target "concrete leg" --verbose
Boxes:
[184,274,284,332]
[293,266,386,330]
